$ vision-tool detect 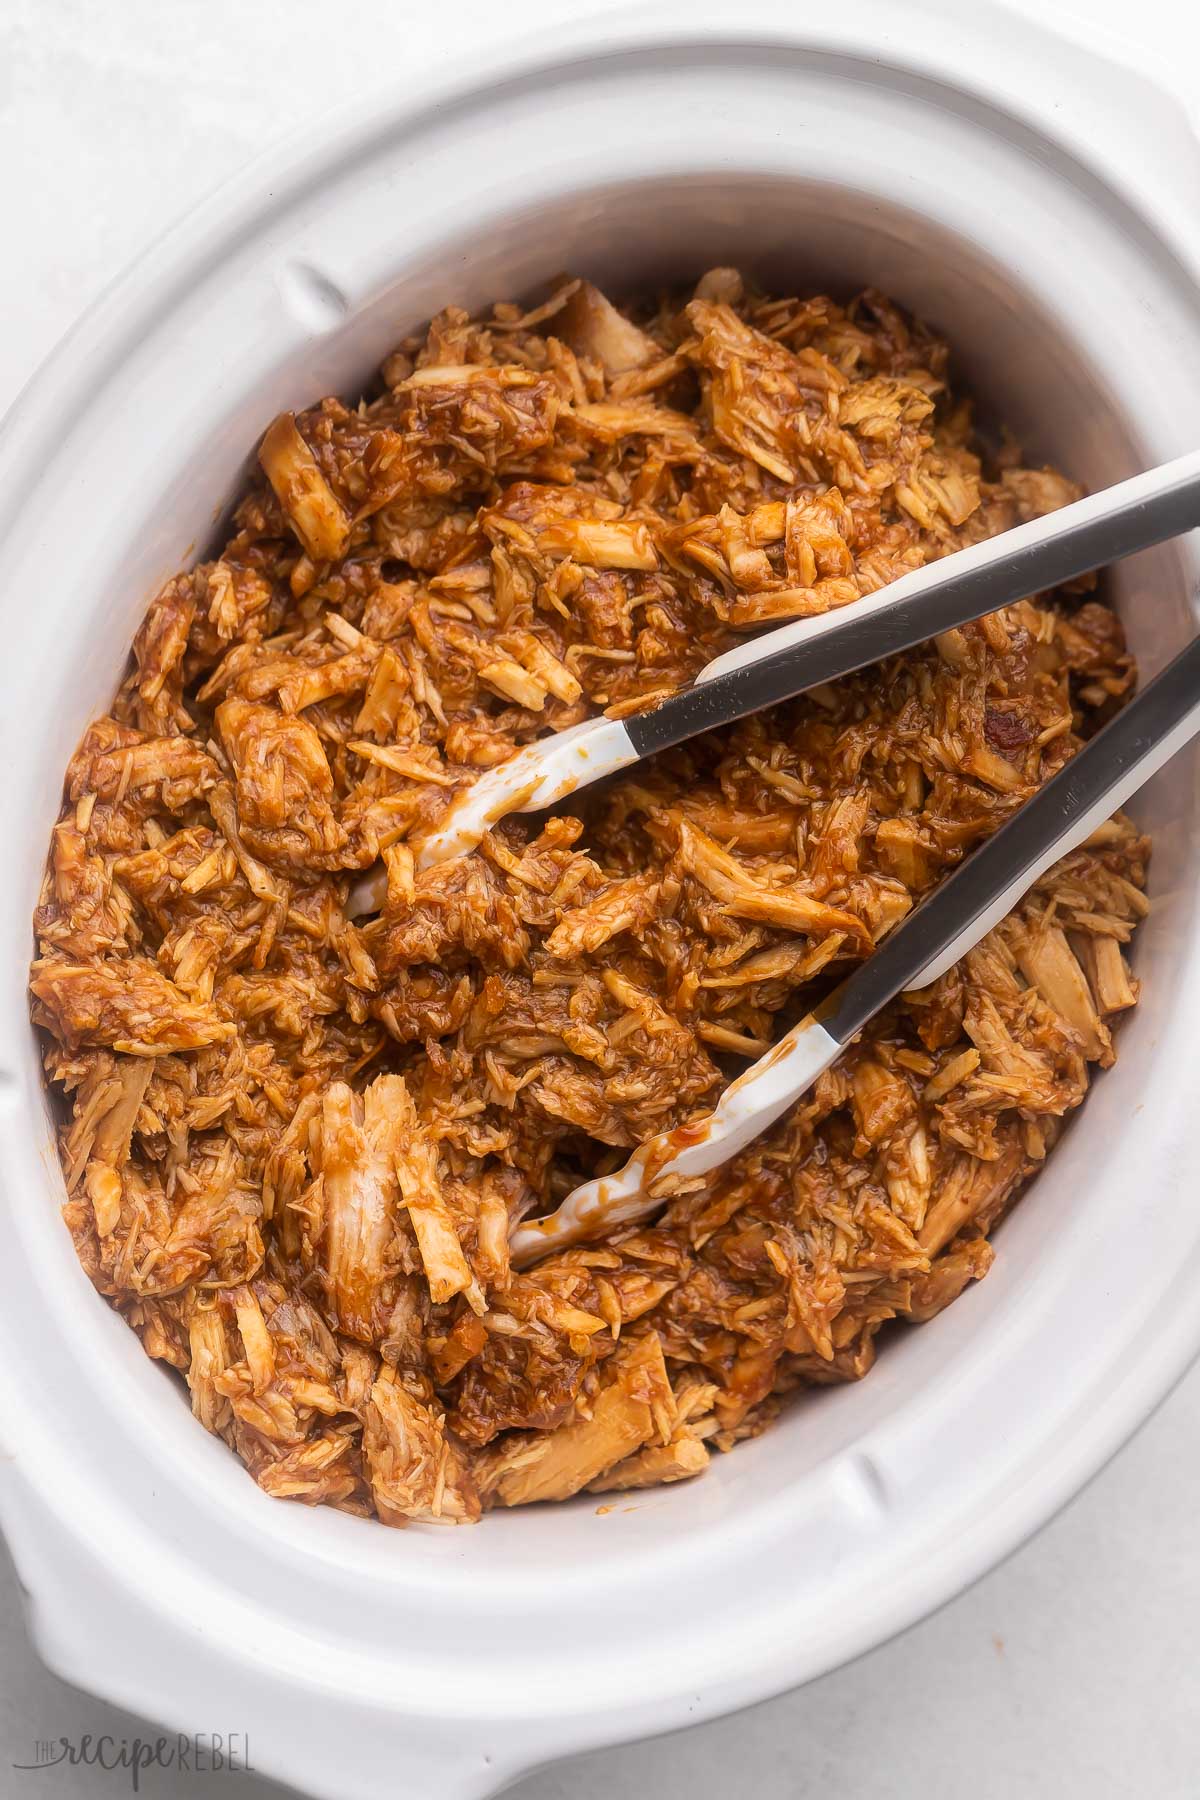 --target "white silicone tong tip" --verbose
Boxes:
[413,715,637,869]
[509,1011,843,1266]
[344,716,638,915]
